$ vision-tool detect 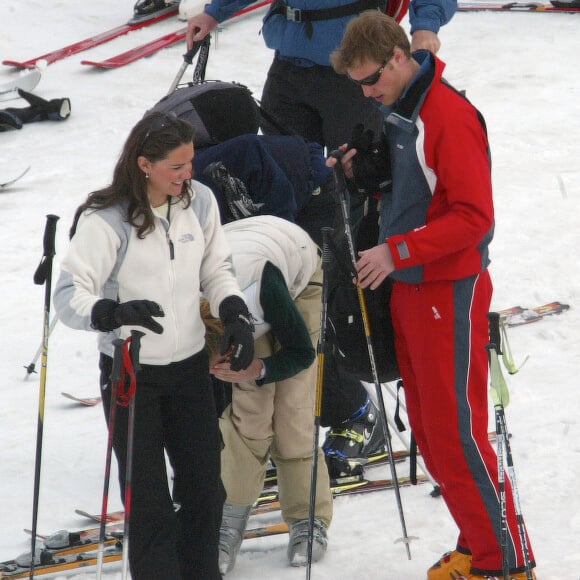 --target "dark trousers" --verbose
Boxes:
[261,57,384,153]
[99,350,224,580]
